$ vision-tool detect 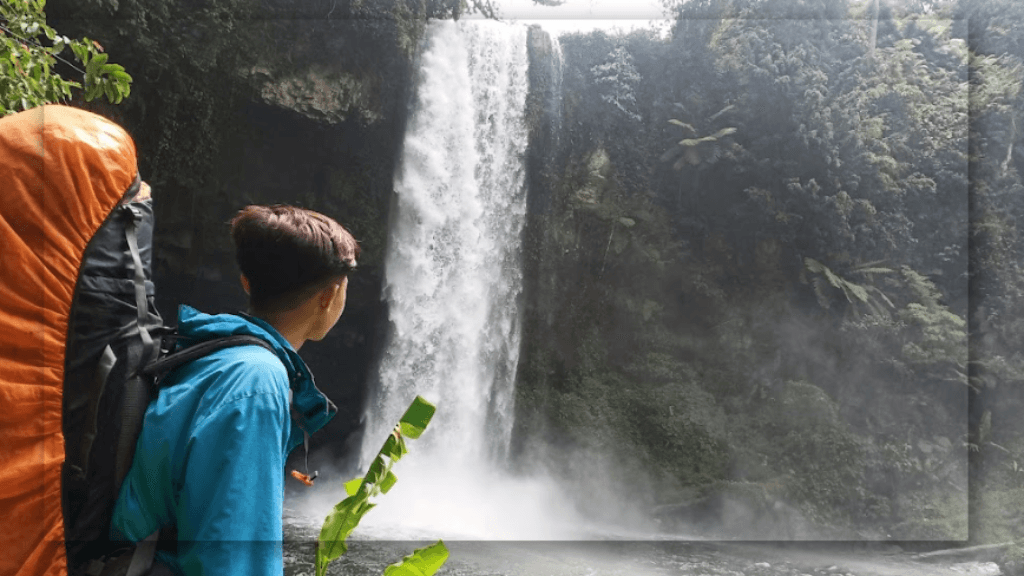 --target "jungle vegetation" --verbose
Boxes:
[514,0,1022,542]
